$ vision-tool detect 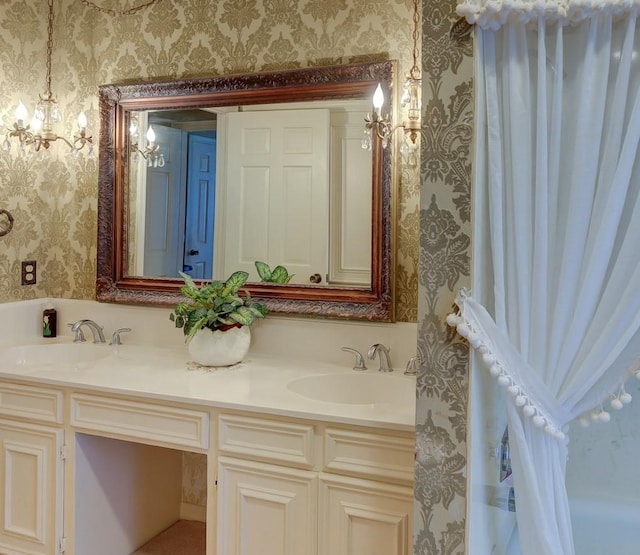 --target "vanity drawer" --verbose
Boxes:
[0,382,63,424]
[219,413,316,468]
[70,394,209,450]
[324,427,415,485]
